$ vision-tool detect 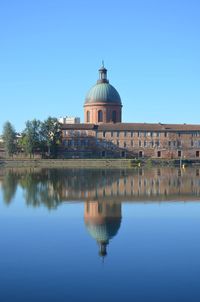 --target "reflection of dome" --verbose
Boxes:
[84,201,122,257]
[85,218,121,243]
[85,83,121,105]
